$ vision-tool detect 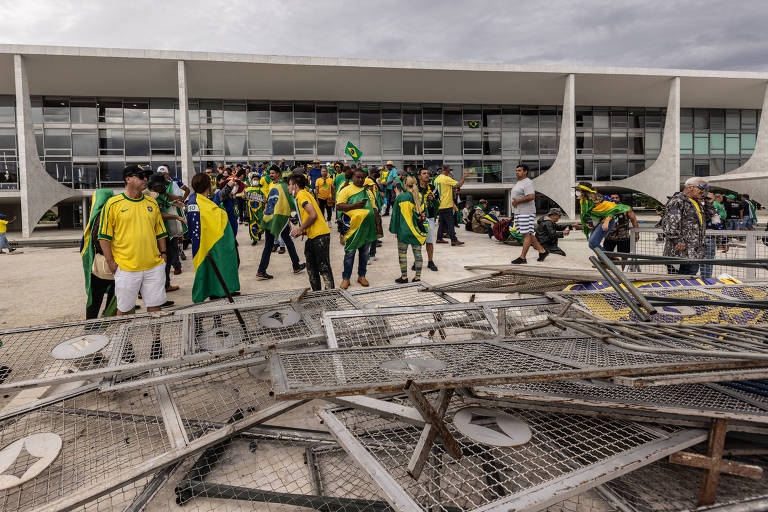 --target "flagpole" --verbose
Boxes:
[205,253,247,331]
